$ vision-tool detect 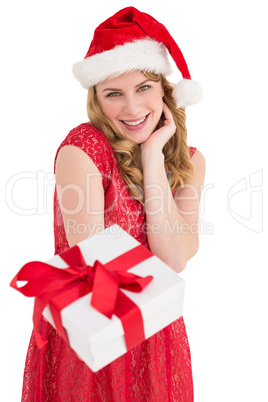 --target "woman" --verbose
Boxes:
[22,7,205,401]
